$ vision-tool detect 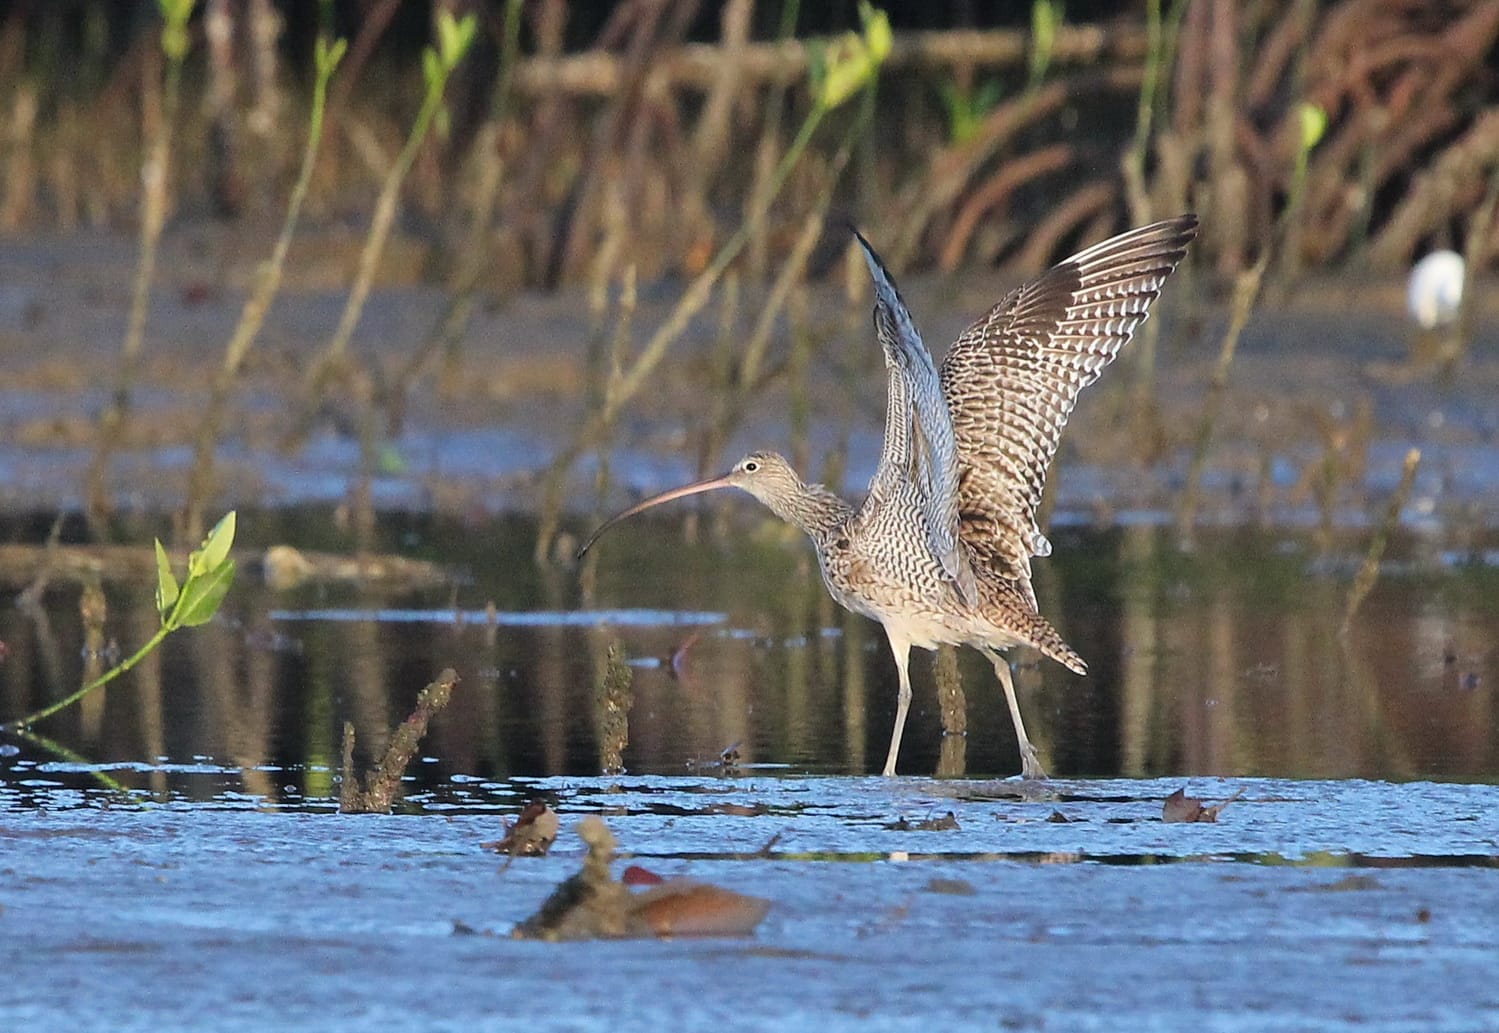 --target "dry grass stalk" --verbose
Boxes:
[1176,255,1266,548]
[1339,449,1420,640]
